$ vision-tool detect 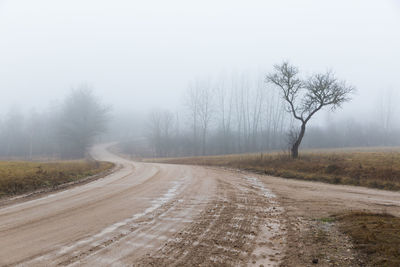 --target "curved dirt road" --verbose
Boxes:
[0,144,285,266]
[2,144,400,266]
